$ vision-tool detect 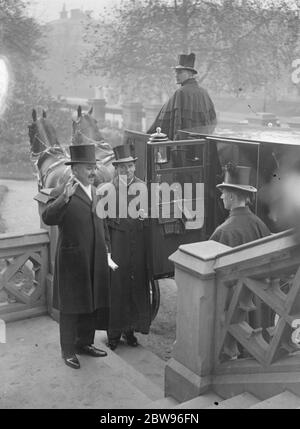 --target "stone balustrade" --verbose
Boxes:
[166,230,300,401]
[0,230,50,322]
